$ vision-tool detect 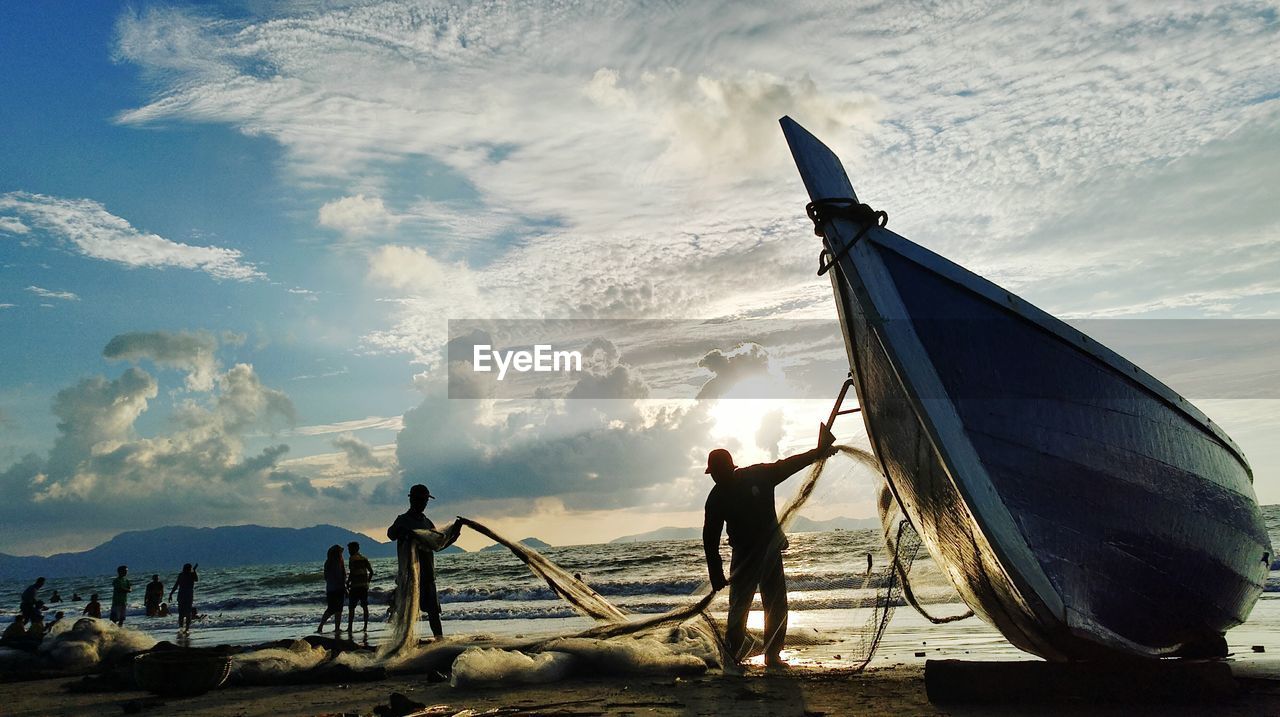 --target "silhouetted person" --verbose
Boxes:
[703,423,836,667]
[48,590,62,604]
[1,615,27,644]
[158,602,170,617]
[347,541,373,633]
[110,565,131,626]
[145,575,164,617]
[317,545,346,635]
[83,593,102,619]
[387,483,461,639]
[47,611,66,631]
[19,577,44,623]
[169,564,199,632]
[866,552,873,576]
[71,592,81,602]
